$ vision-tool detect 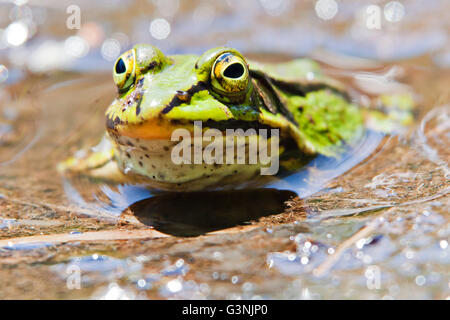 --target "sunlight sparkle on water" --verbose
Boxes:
[6,21,28,46]
[137,279,147,288]
[99,283,134,300]
[153,0,179,17]
[150,18,171,40]
[193,4,215,27]
[259,0,290,16]
[101,38,121,61]
[315,0,338,21]
[384,1,405,23]
[415,275,426,286]
[167,279,183,293]
[64,36,89,58]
